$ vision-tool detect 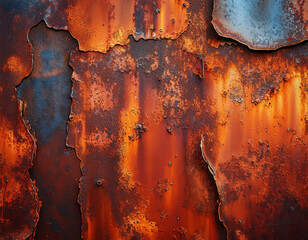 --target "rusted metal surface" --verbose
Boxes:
[200,73,308,239]
[212,0,308,50]
[182,1,308,238]
[67,39,226,239]
[62,0,189,52]
[198,47,308,239]
[0,0,307,239]
[0,104,40,240]
[0,3,41,239]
